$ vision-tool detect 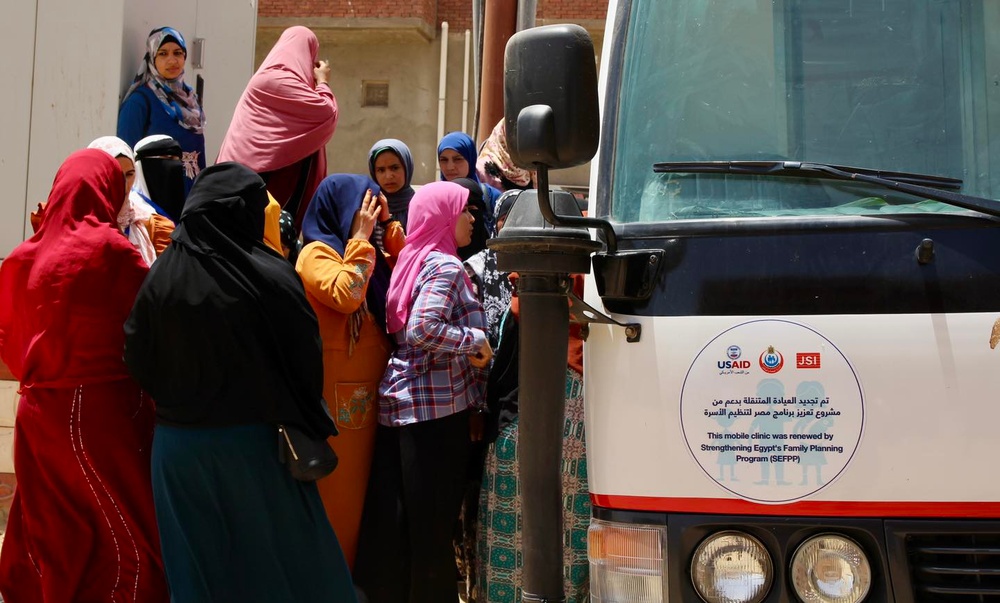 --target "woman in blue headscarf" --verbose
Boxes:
[368,139,416,231]
[437,132,501,233]
[118,26,206,194]
[296,174,405,570]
